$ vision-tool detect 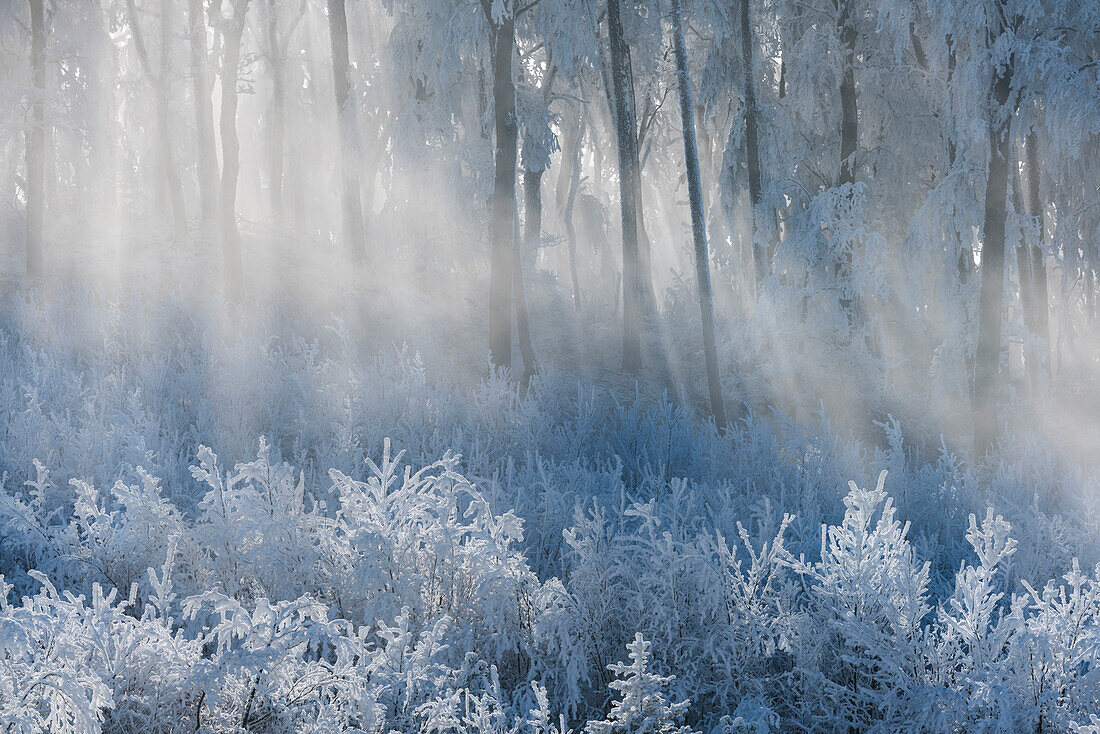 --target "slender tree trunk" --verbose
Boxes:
[1012,155,1036,389]
[160,0,189,246]
[190,0,218,227]
[945,36,973,285]
[514,213,537,381]
[837,0,858,187]
[127,0,188,246]
[327,0,366,261]
[488,14,518,369]
[740,0,767,288]
[670,0,727,427]
[627,53,655,311]
[607,0,642,372]
[560,116,585,310]
[91,16,121,265]
[1025,131,1050,384]
[26,0,45,278]
[973,56,1013,460]
[524,168,543,265]
[218,0,250,294]
[264,0,286,220]
[836,0,858,318]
